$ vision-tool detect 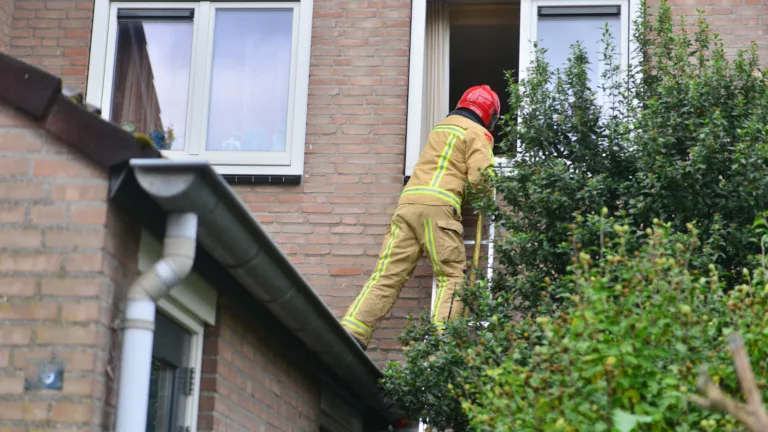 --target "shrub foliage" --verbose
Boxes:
[458,215,768,431]
[381,0,768,430]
